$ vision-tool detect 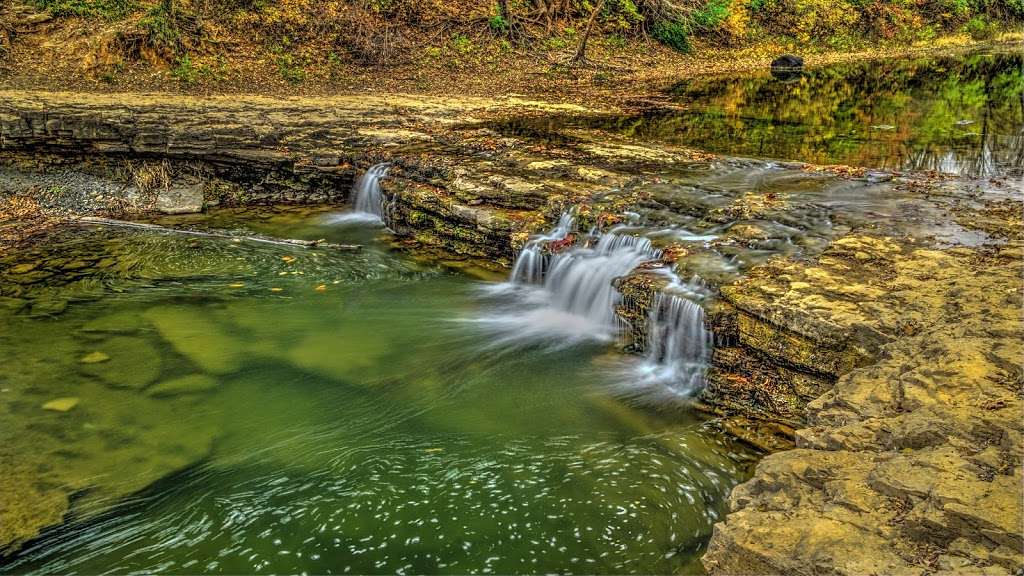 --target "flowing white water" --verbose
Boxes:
[632,291,712,394]
[475,211,713,397]
[542,232,660,330]
[510,212,575,284]
[474,215,664,348]
[326,163,390,224]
